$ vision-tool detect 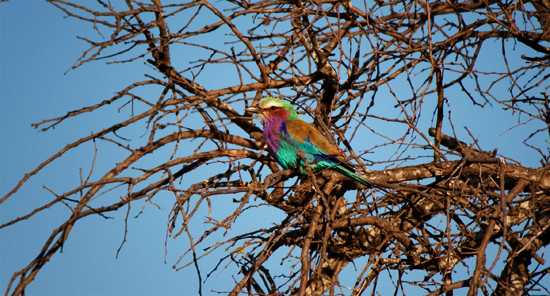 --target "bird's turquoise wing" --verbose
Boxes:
[285,119,342,156]
[282,120,352,172]
[272,118,371,186]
